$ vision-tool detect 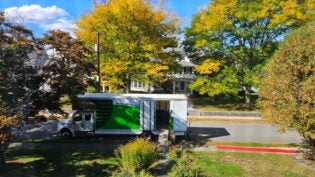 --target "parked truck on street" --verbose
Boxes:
[58,93,188,140]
